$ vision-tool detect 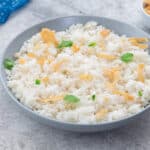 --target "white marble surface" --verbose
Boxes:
[0,0,150,149]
